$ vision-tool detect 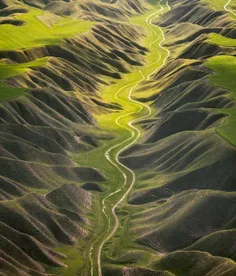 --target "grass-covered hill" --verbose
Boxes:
[108,0,236,274]
[1,0,236,275]
[0,0,151,274]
